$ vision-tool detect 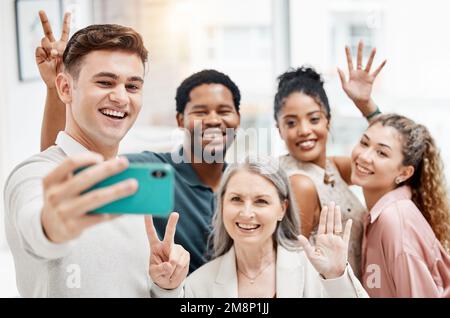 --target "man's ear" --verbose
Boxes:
[176,113,184,128]
[55,73,72,104]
